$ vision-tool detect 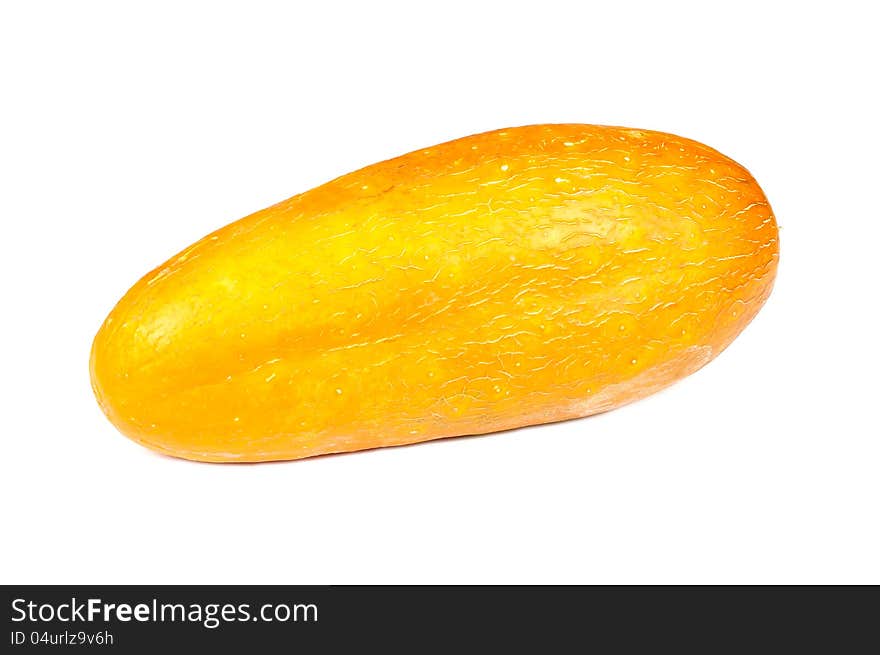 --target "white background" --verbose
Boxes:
[1,1,877,584]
